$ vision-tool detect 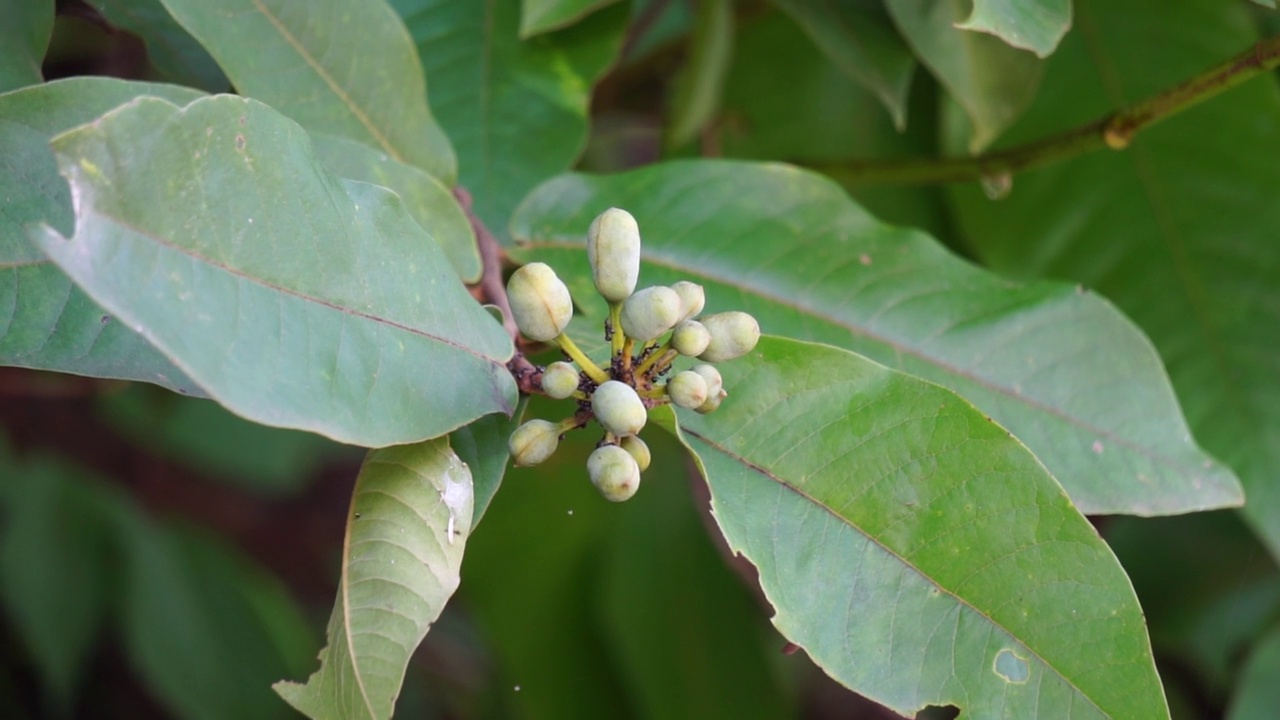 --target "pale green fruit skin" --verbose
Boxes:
[667,371,709,409]
[587,208,641,302]
[671,281,705,321]
[588,445,641,502]
[694,392,723,415]
[541,361,579,399]
[592,380,647,436]
[507,262,573,342]
[620,286,682,342]
[698,311,761,362]
[691,363,723,398]
[508,419,560,466]
[620,435,651,472]
[670,320,711,357]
